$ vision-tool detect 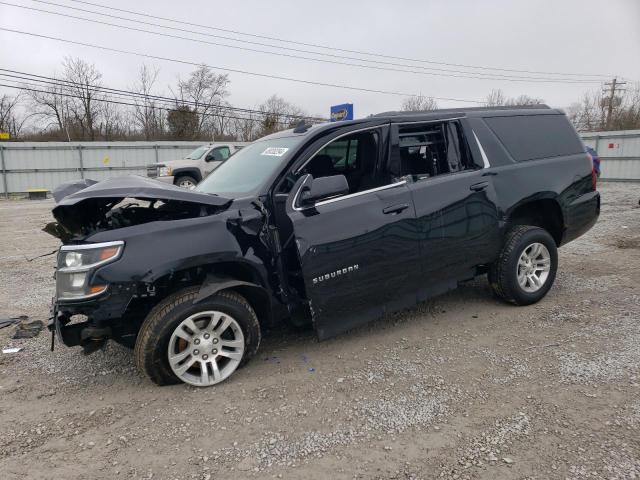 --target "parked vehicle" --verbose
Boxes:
[585,145,601,178]
[147,143,247,188]
[47,106,600,387]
